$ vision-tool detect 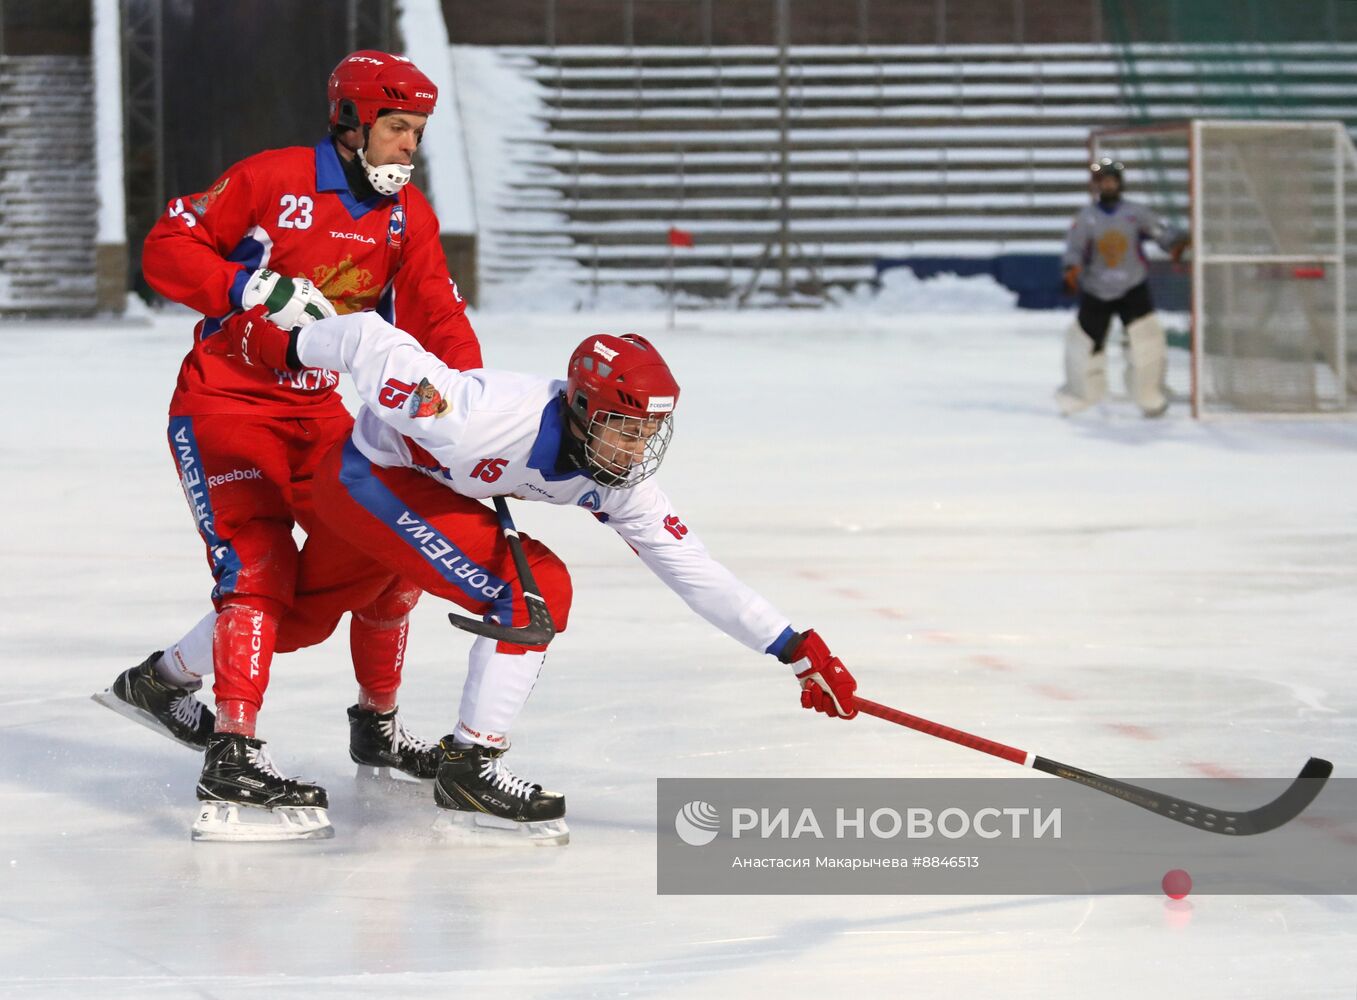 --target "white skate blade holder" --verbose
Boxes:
[91,689,202,751]
[431,809,569,847]
[192,800,335,843]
